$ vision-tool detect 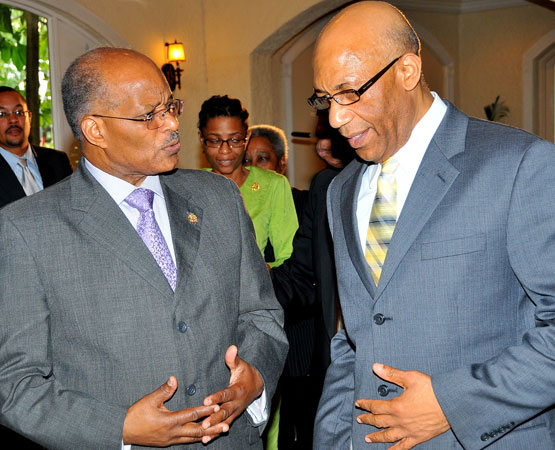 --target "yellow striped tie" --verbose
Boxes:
[365,157,399,285]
